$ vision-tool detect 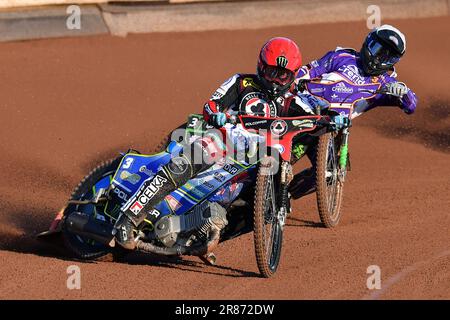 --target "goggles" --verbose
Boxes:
[367,39,401,66]
[261,65,295,86]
